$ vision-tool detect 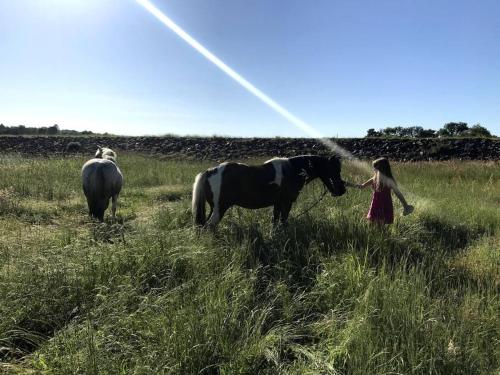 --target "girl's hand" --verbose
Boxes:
[403,205,414,216]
